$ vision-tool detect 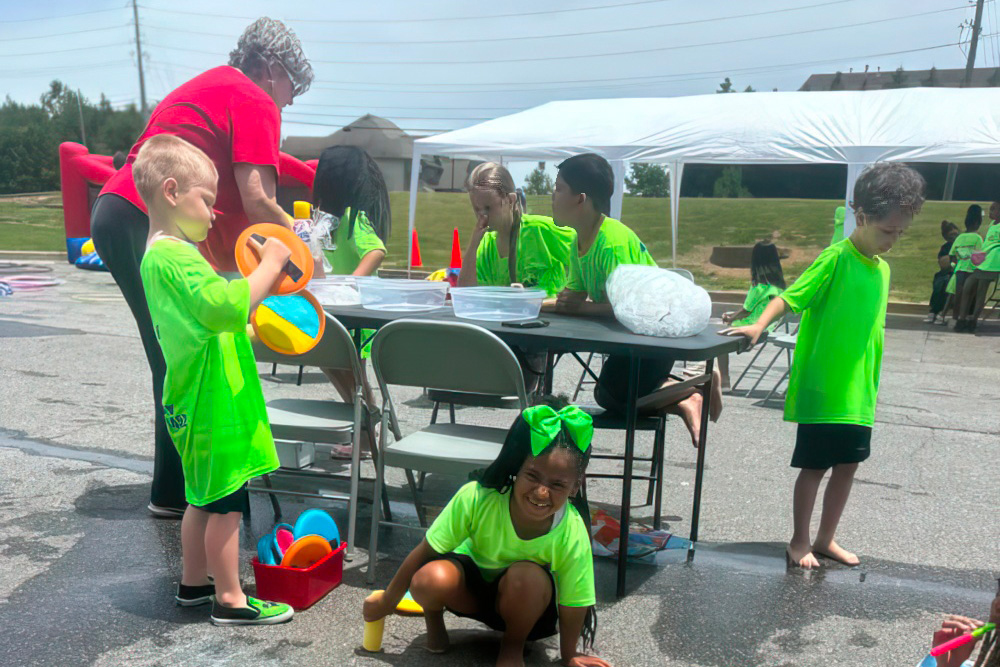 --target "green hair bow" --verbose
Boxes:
[522,404,594,457]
